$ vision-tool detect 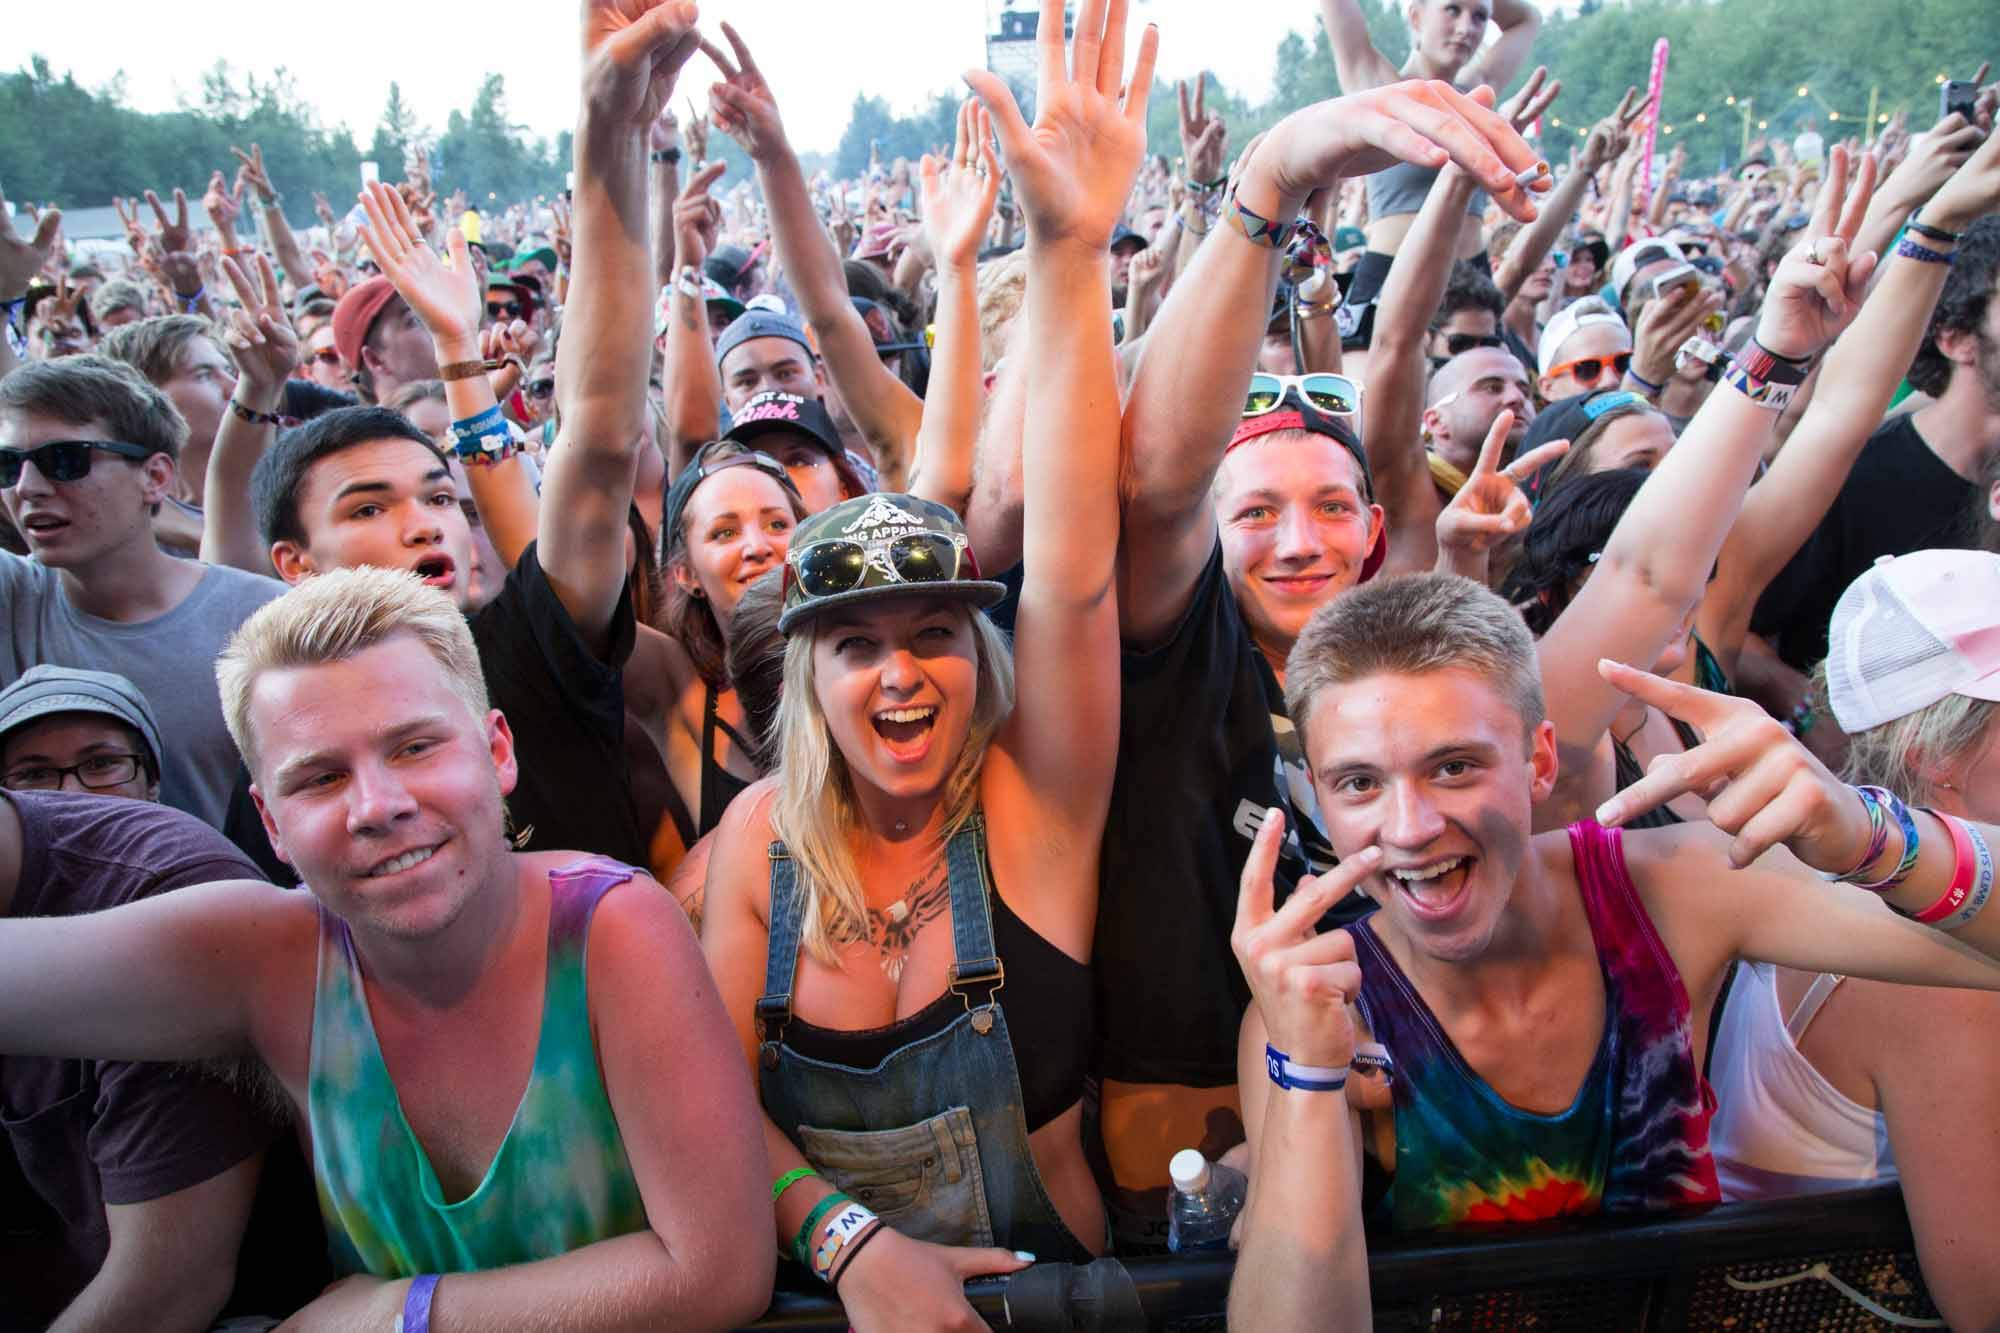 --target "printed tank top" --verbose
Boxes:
[1350,821,1720,1231]
[307,858,647,1276]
